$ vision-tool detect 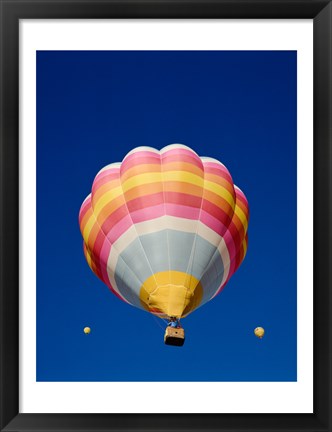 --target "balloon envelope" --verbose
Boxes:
[254,327,265,338]
[79,144,249,319]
